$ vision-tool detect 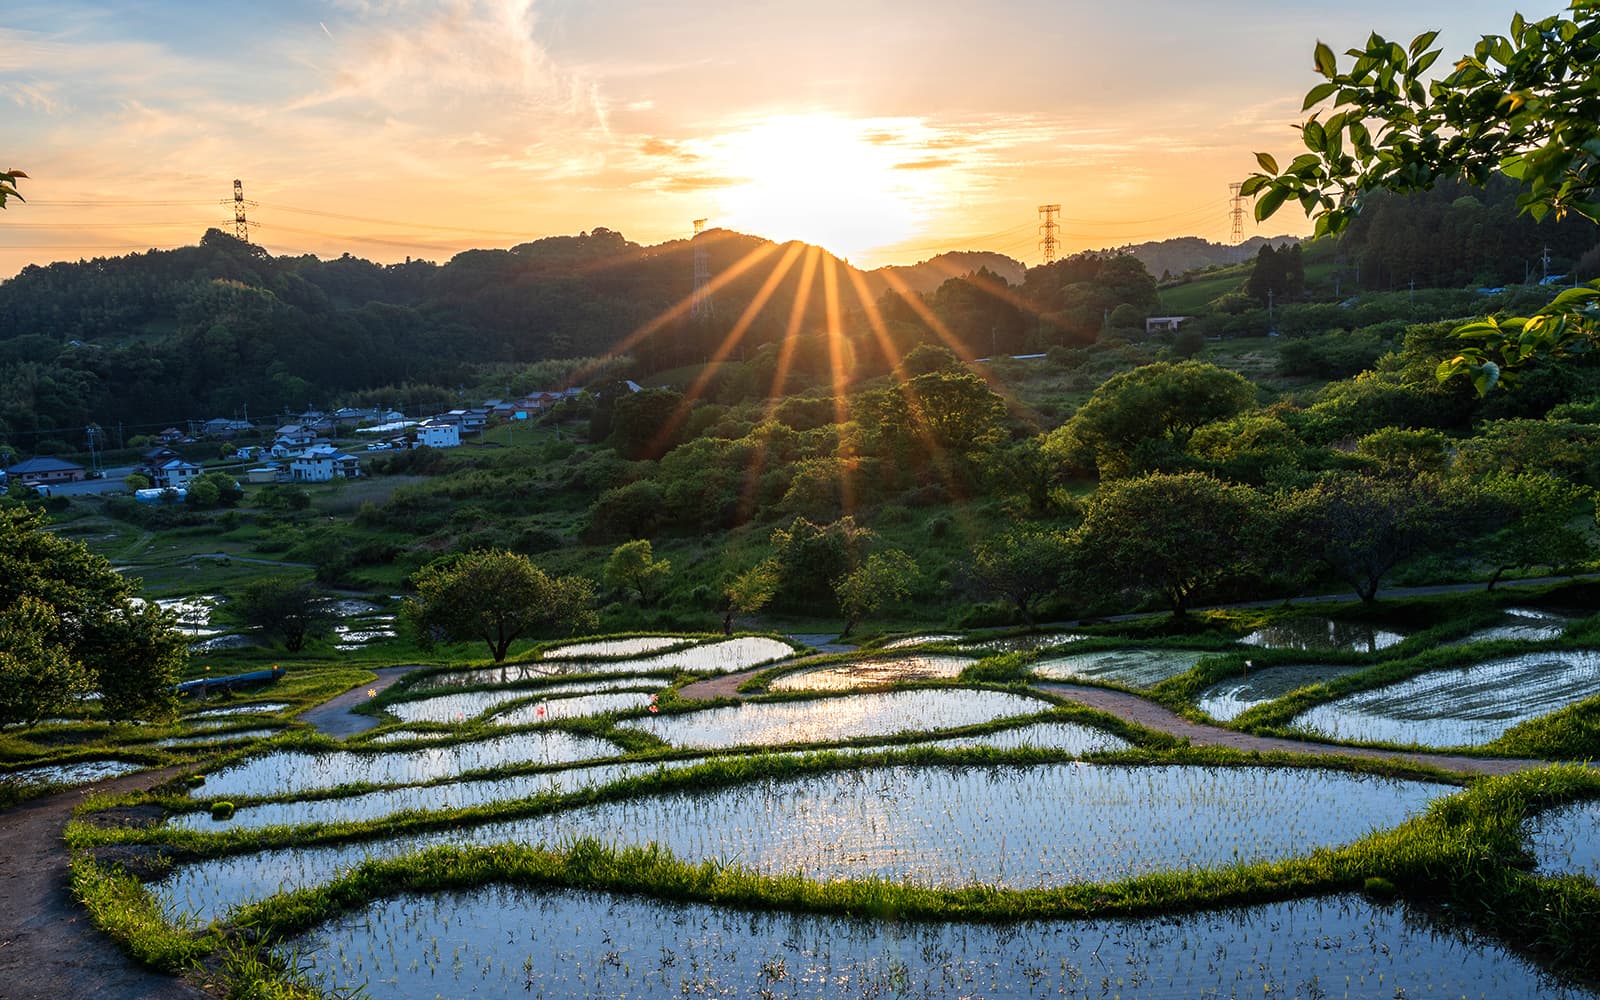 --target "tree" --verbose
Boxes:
[0,507,181,725]
[1044,362,1257,478]
[1244,8,1600,390]
[1472,472,1597,588]
[1073,473,1265,617]
[833,549,919,637]
[969,529,1074,626]
[1284,473,1464,603]
[603,539,672,605]
[232,576,335,652]
[720,559,779,635]
[405,549,596,662]
[0,169,24,209]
